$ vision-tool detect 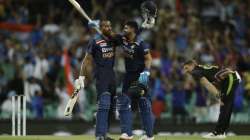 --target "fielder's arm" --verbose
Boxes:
[200,77,220,97]
[218,68,234,79]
